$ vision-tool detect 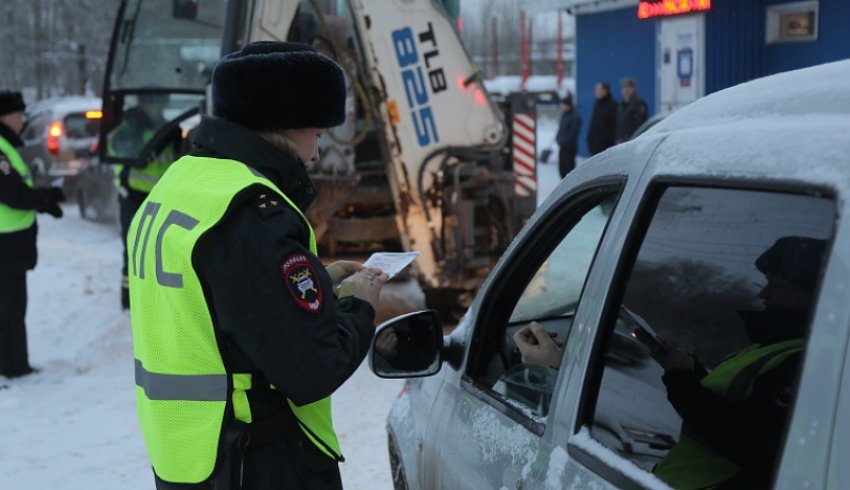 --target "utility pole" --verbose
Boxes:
[78,44,88,95]
[556,10,564,90]
[520,10,528,90]
[491,16,499,77]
